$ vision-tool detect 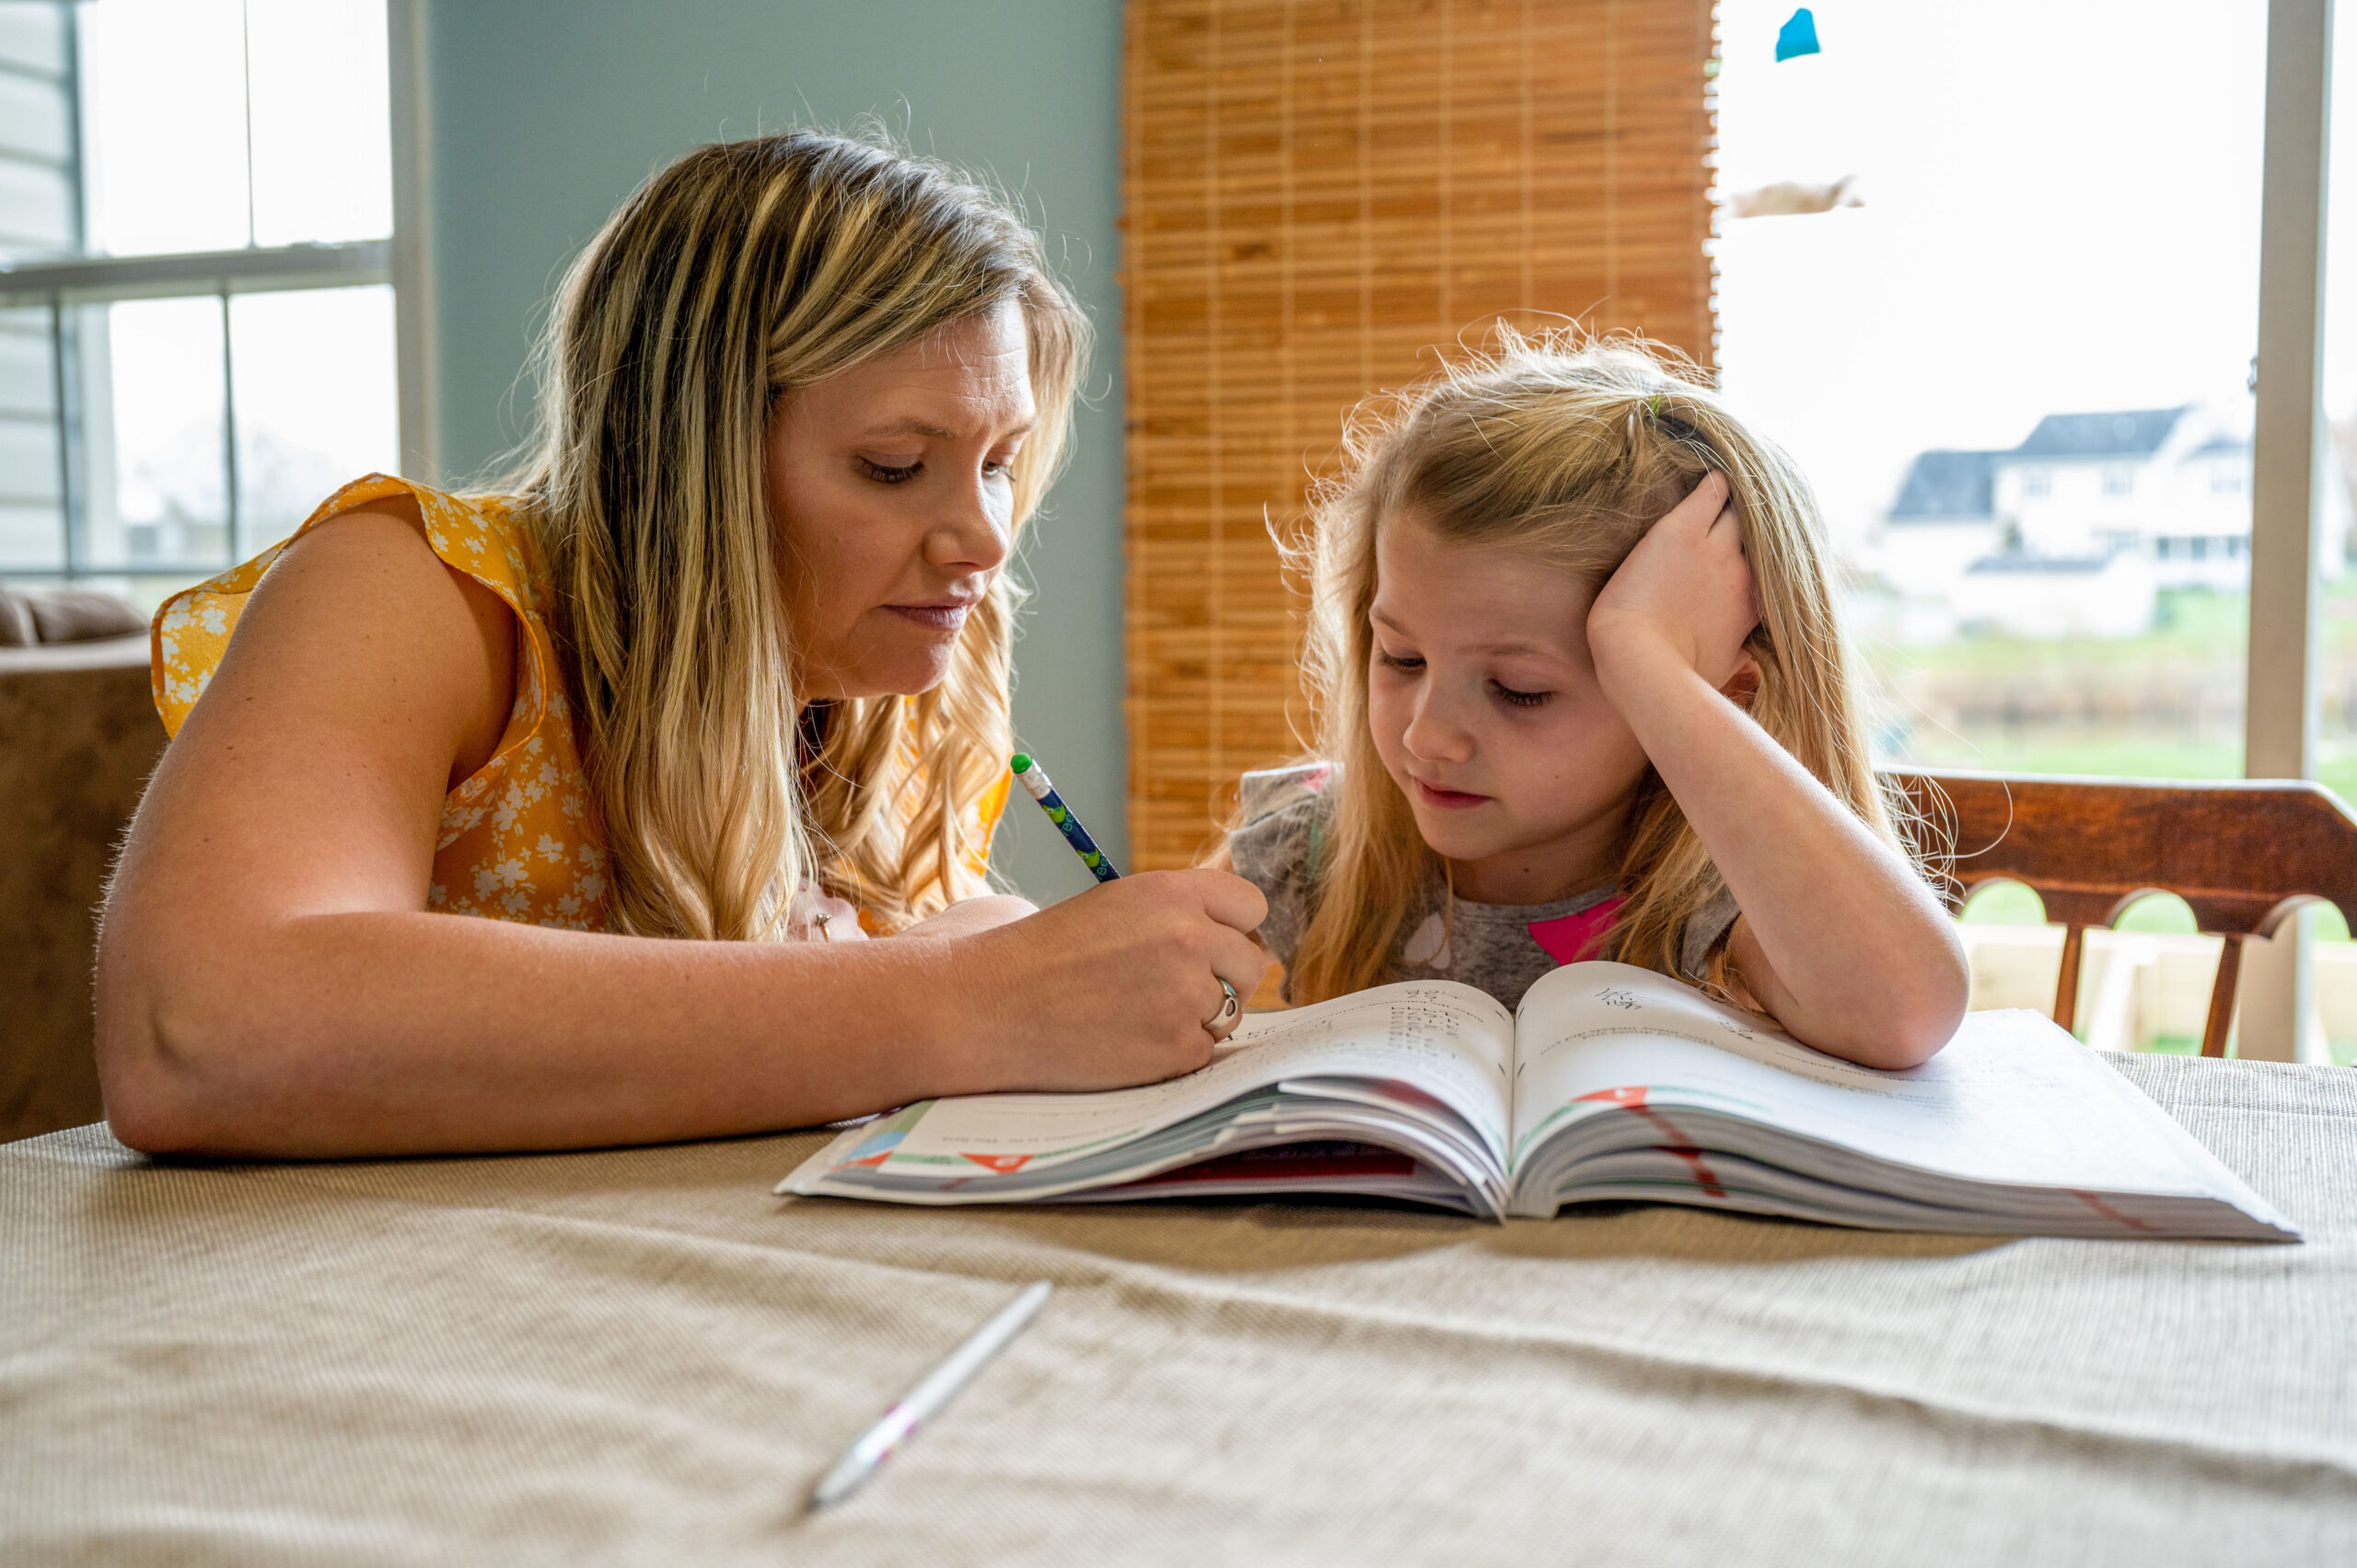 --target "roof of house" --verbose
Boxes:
[2010,406,2193,460]
[1964,552,2118,576]
[1887,406,2223,521]
[1888,449,1998,522]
